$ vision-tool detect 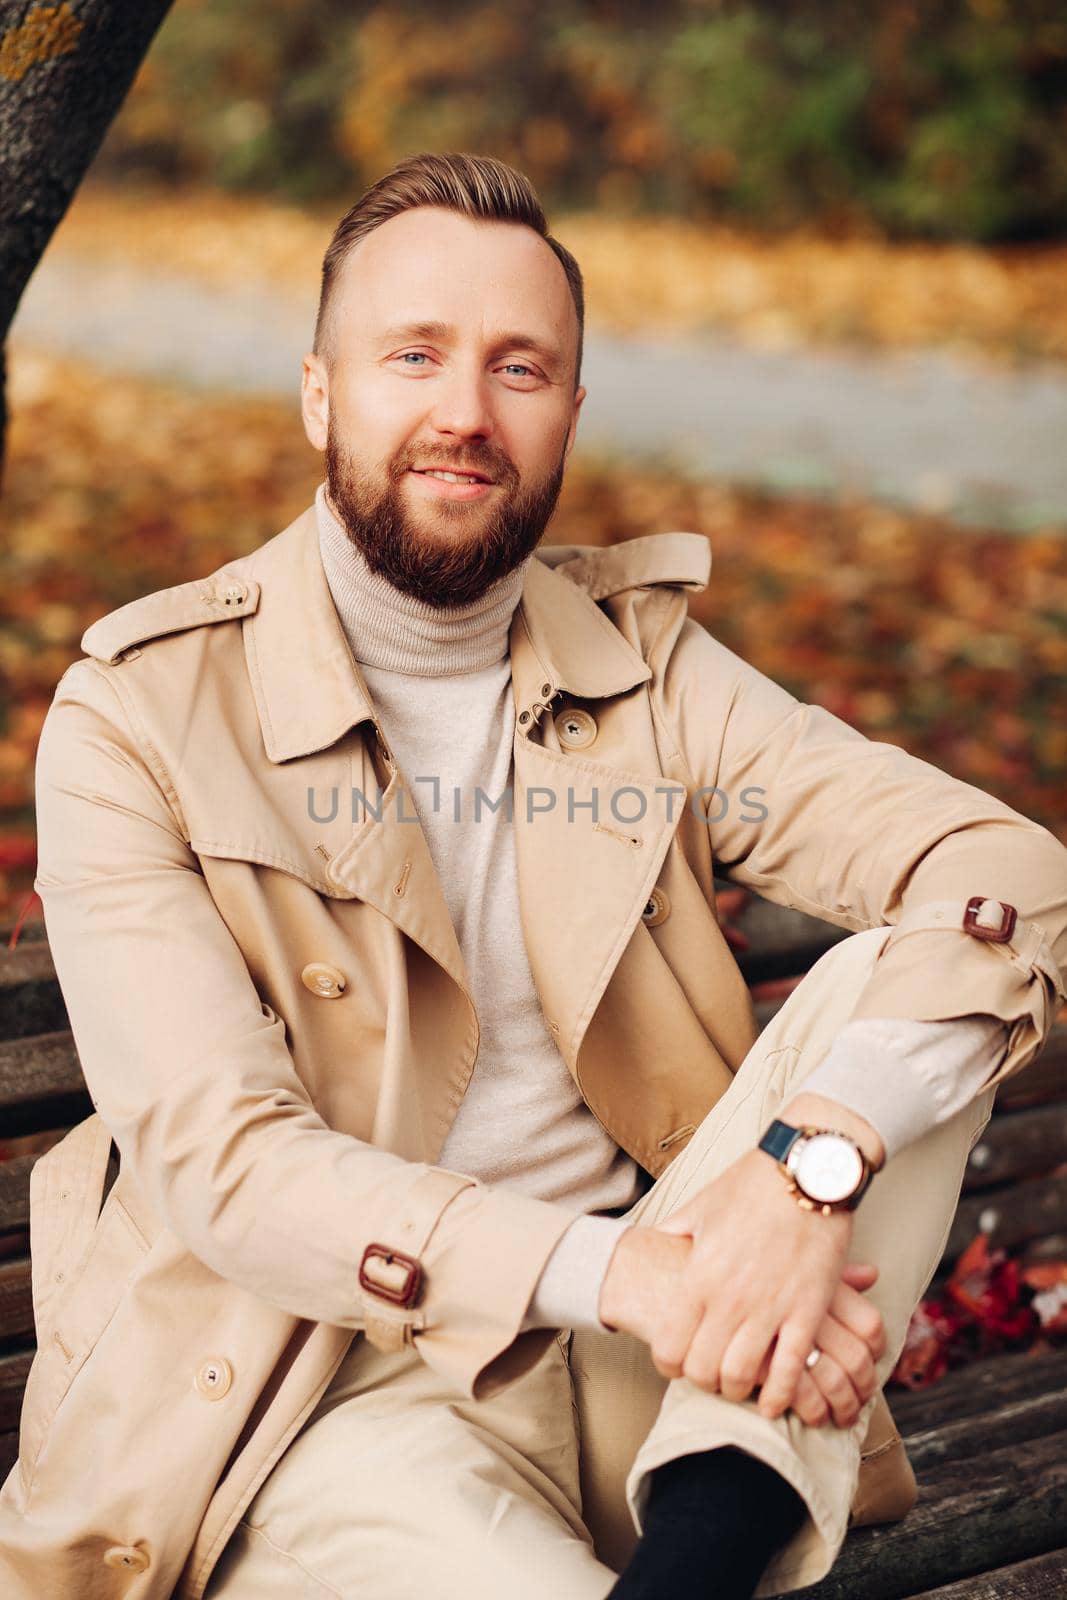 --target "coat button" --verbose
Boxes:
[554,708,597,750]
[301,962,347,998]
[103,1546,150,1572]
[222,582,247,605]
[194,1357,233,1399]
[641,887,671,927]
